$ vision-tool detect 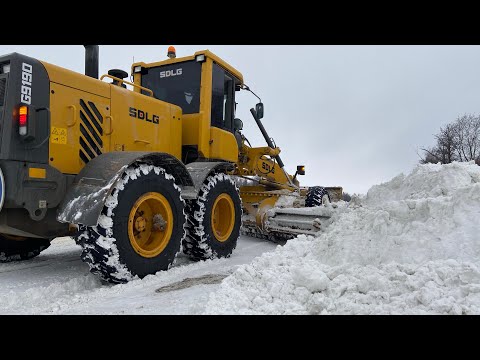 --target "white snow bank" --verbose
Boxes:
[205,161,480,314]
[0,274,103,314]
